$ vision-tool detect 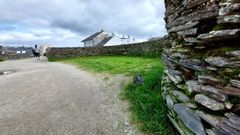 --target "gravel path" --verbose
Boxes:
[0,57,140,135]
